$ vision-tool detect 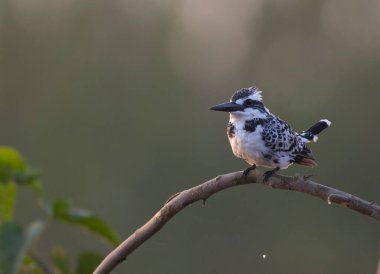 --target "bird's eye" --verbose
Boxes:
[244,99,255,106]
